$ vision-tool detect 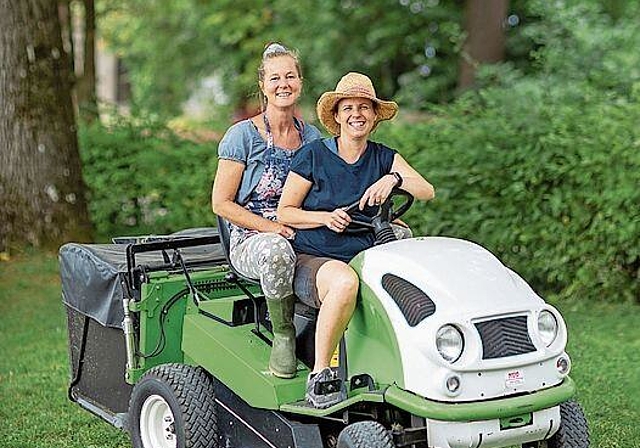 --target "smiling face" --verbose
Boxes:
[333,97,377,139]
[259,55,302,109]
